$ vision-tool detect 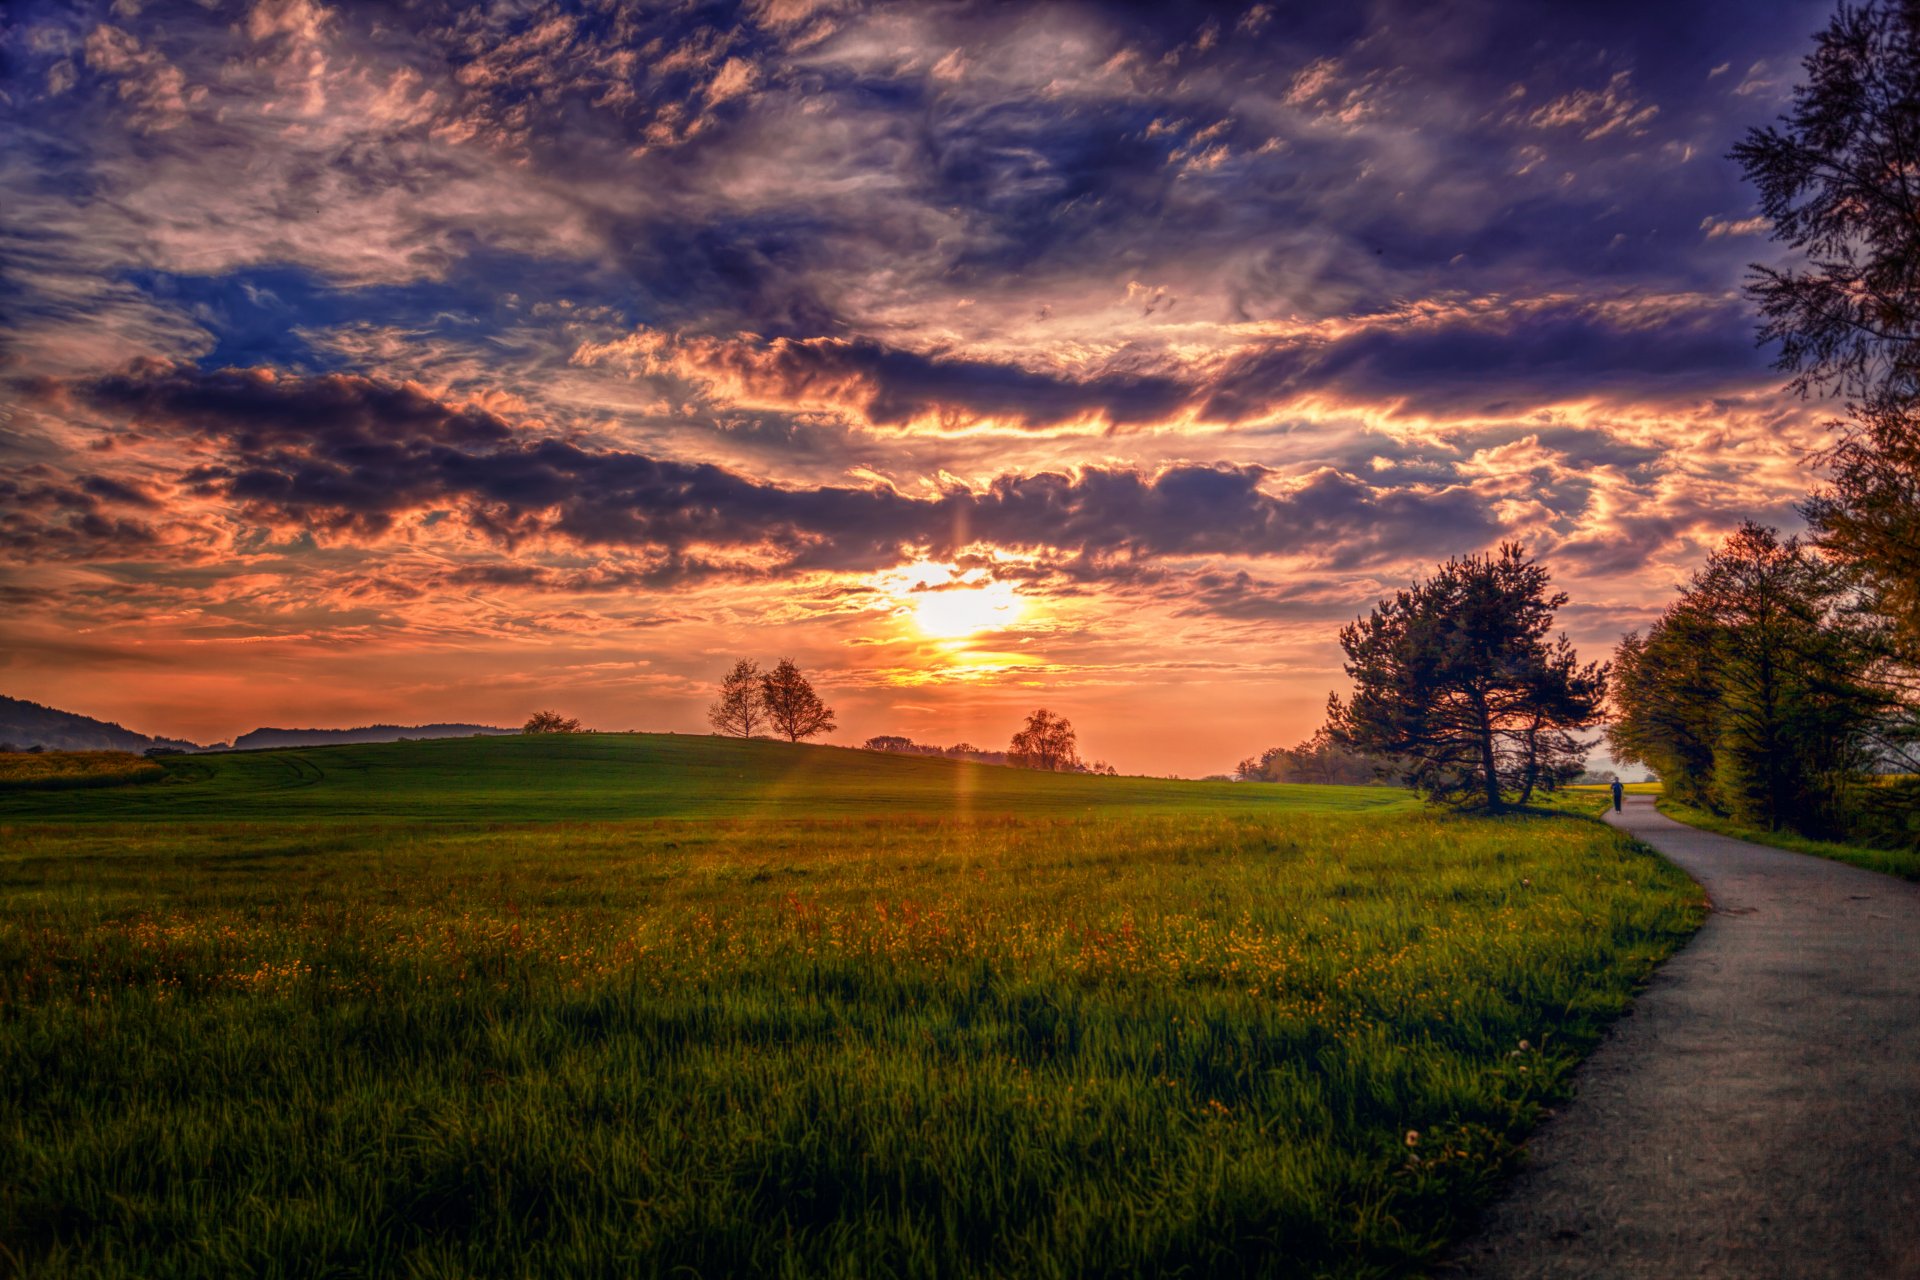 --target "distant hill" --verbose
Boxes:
[0,695,201,753]
[230,724,513,750]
